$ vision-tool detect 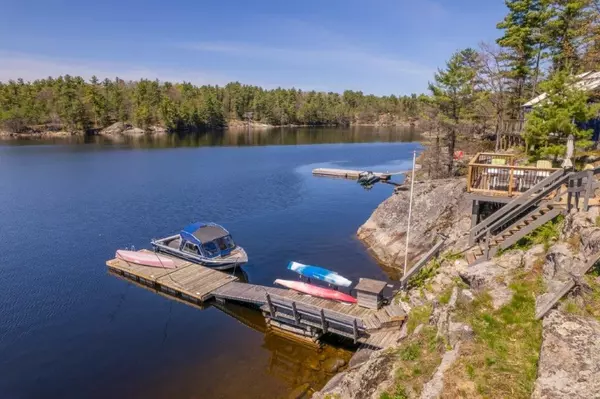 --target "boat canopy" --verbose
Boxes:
[180,222,231,246]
